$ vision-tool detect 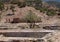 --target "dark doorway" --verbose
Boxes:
[11,18,20,23]
[0,41,5,42]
